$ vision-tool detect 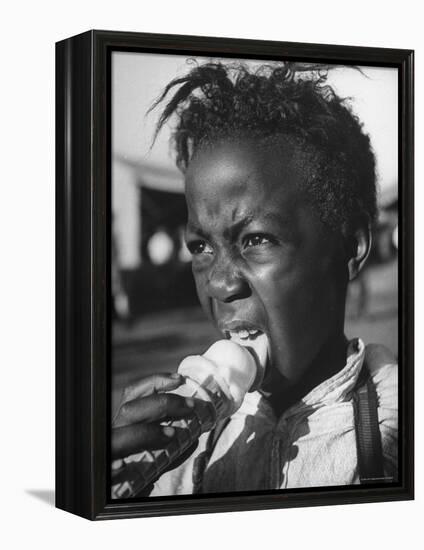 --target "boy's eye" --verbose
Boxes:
[244,234,271,248]
[187,240,214,255]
